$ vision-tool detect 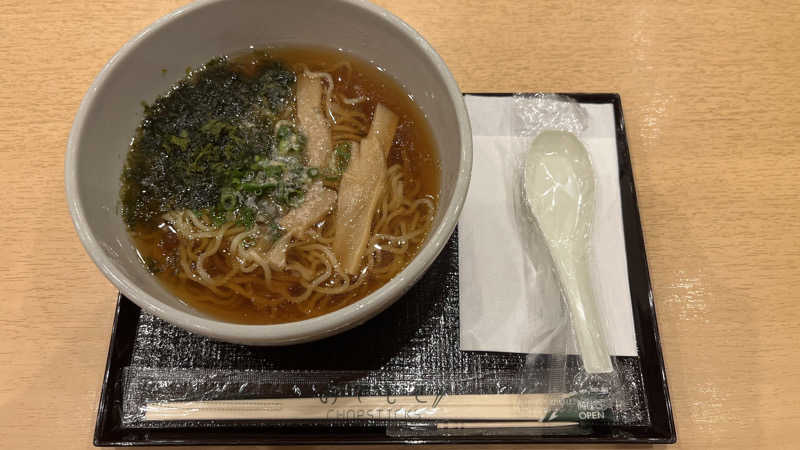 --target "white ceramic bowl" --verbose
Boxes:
[66,0,471,345]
